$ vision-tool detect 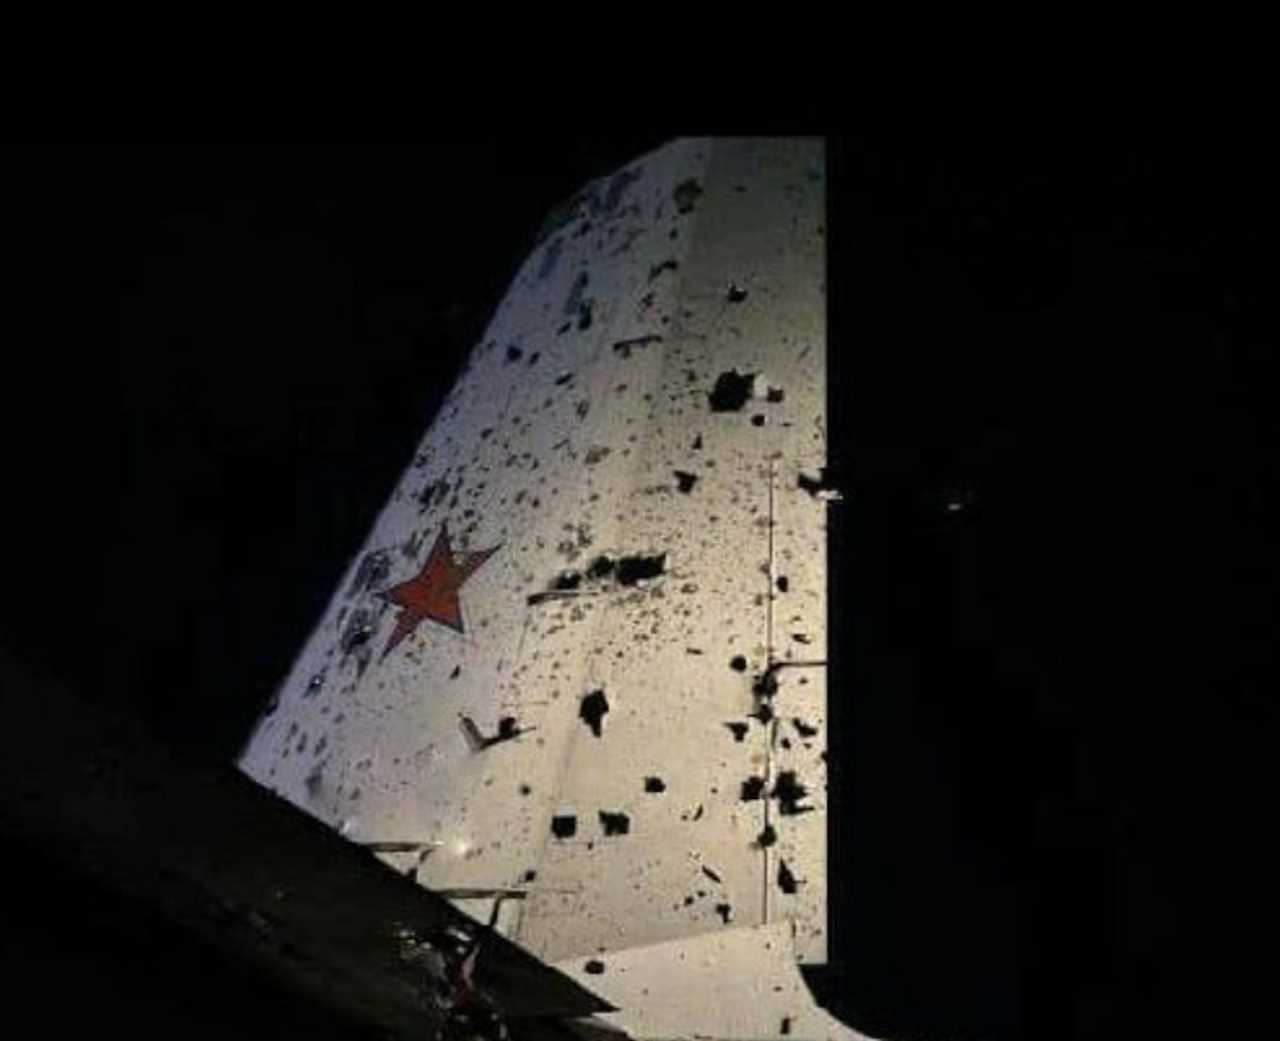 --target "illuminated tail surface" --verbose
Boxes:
[240,138,874,1040]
